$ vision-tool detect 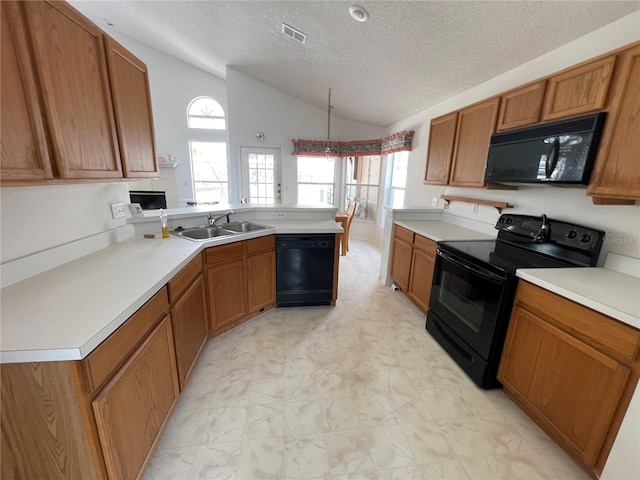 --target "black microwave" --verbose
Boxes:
[129,190,167,210]
[484,112,606,185]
